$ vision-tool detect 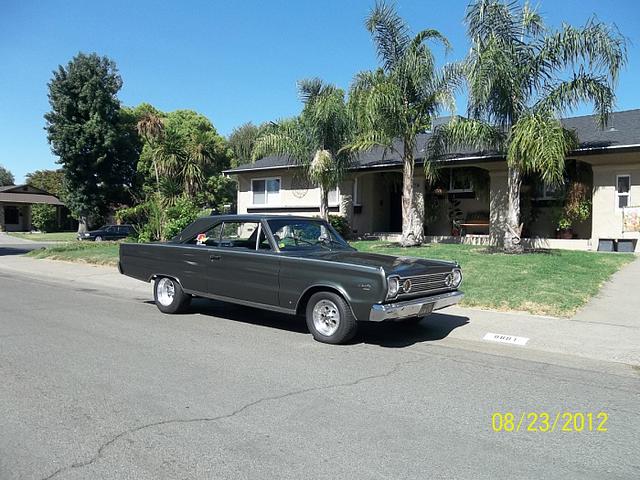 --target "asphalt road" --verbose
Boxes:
[1,270,639,480]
